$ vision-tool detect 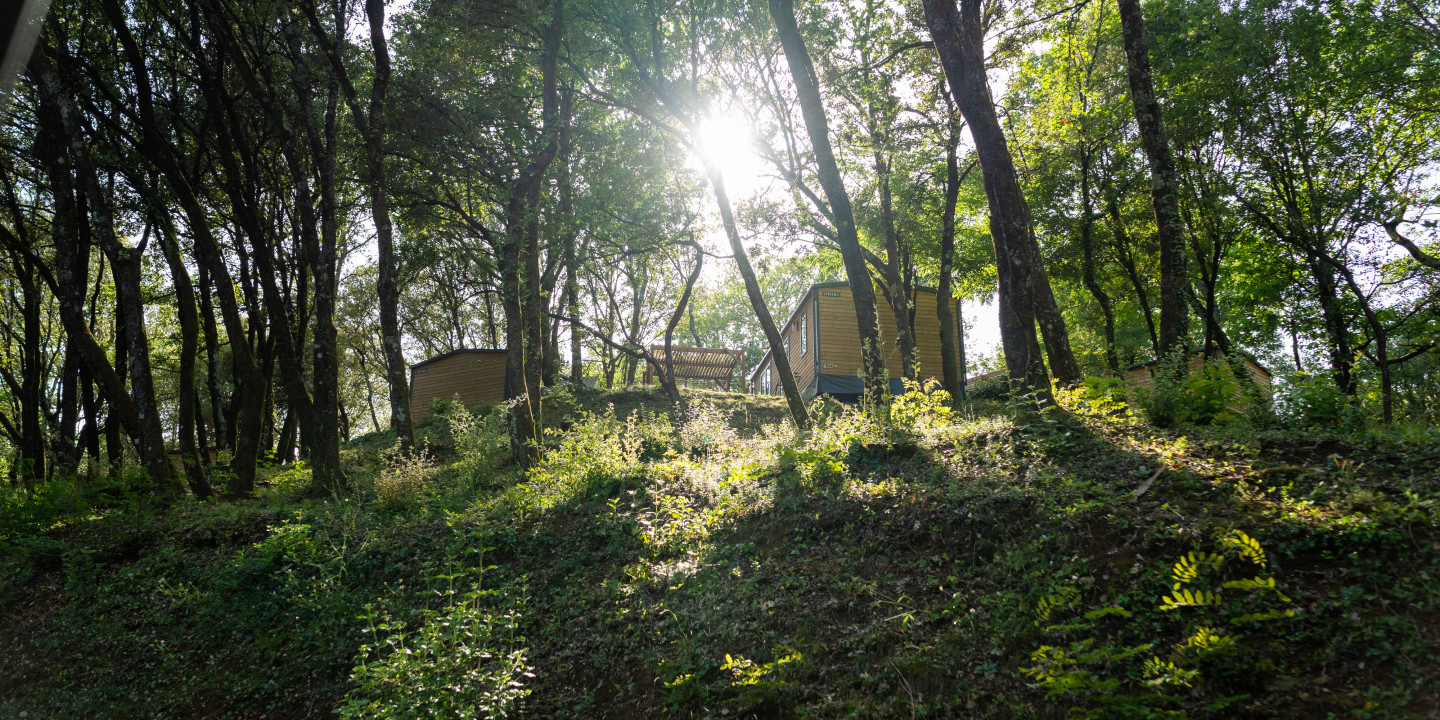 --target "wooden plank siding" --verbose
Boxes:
[815,284,957,385]
[1121,352,1272,412]
[751,281,960,397]
[750,292,818,397]
[409,350,509,423]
